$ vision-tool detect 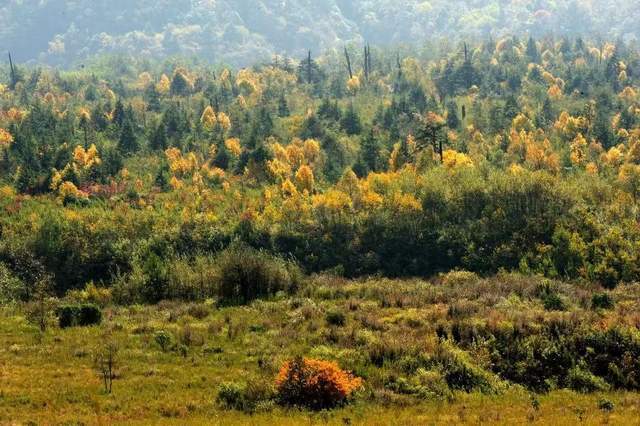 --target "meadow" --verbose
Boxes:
[2,272,639,425]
